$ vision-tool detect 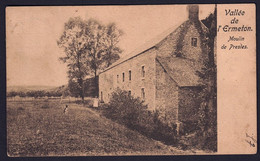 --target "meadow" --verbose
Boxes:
[7,99,186,156]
